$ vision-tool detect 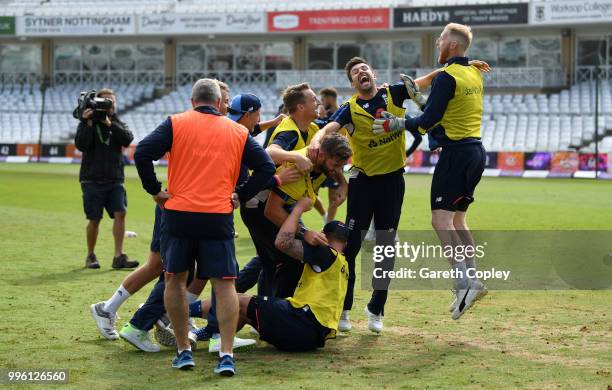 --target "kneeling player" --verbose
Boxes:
[194,196,349,351]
